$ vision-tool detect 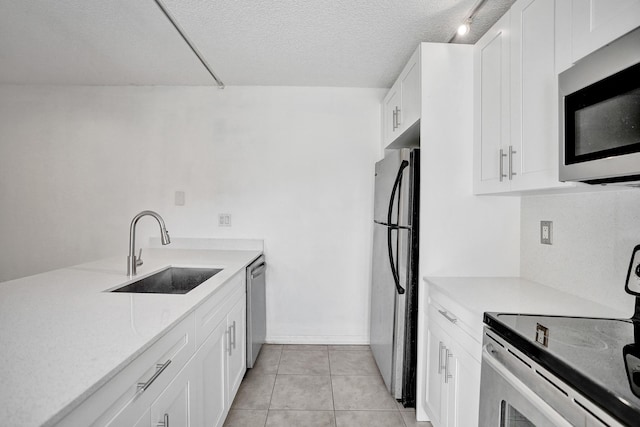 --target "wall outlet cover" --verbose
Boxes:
[540,221,553,245]
[218,214,231,227]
